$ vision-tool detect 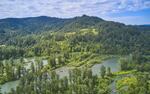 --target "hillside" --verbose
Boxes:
[0,15,150,60]
[0,15,150,34]
[0,15,150,94]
